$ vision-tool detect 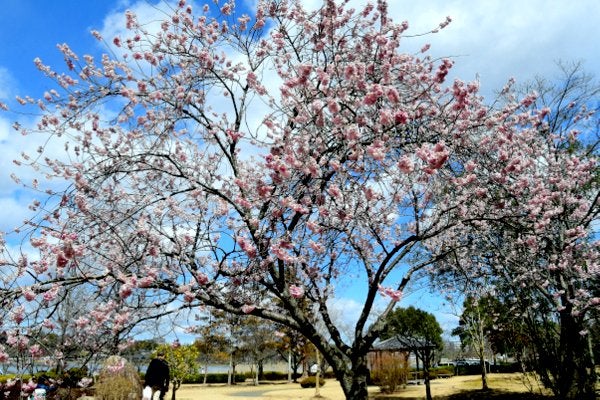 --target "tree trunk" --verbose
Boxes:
[227,354,236,385]
[170,381,180,400]
[479,357,488,391]
[287,350,292,383]
[423,351,433,400]
[301,357,308,378]
[477,318,488,390]
[202,356,209,384]
[315,347,321,397]
[258,360,264,381]
[555,309,596,400]
[337,355,370,400]
[478,343,488,390]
